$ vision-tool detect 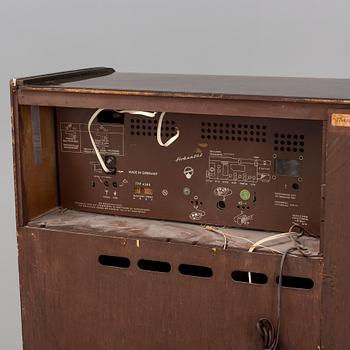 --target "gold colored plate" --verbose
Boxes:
[331,113,350,127]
